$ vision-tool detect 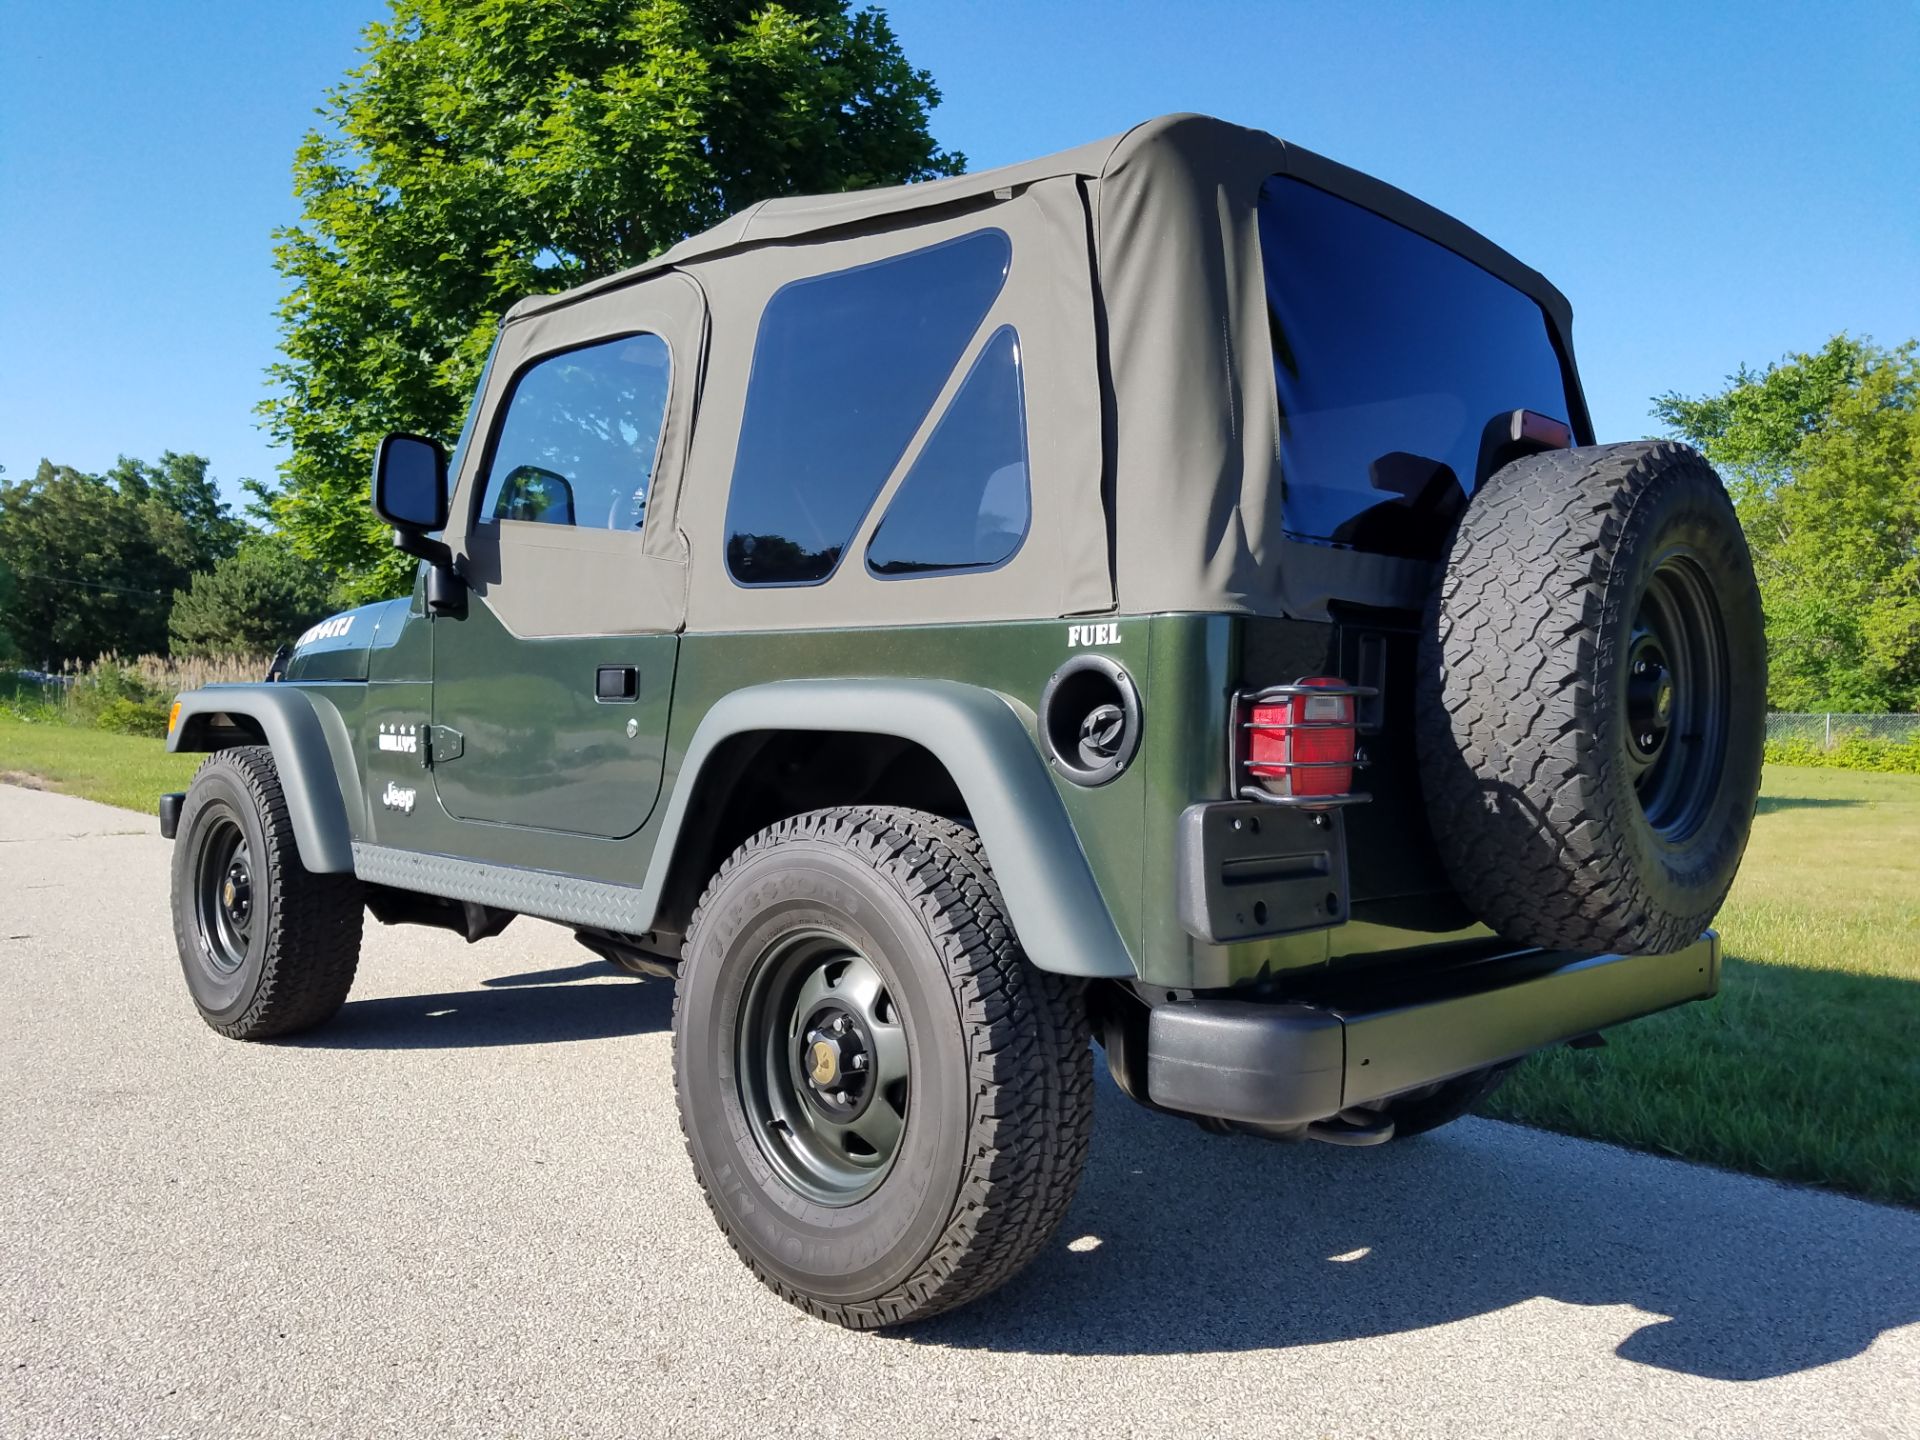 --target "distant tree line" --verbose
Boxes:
[0,455,335,667]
